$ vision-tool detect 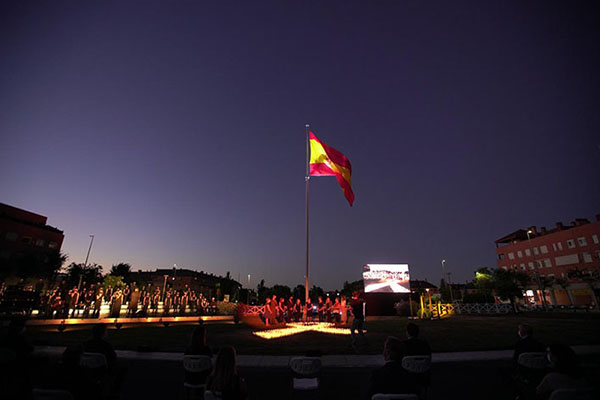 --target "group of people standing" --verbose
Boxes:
[32,283,216,319]
[262,294,352,326]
